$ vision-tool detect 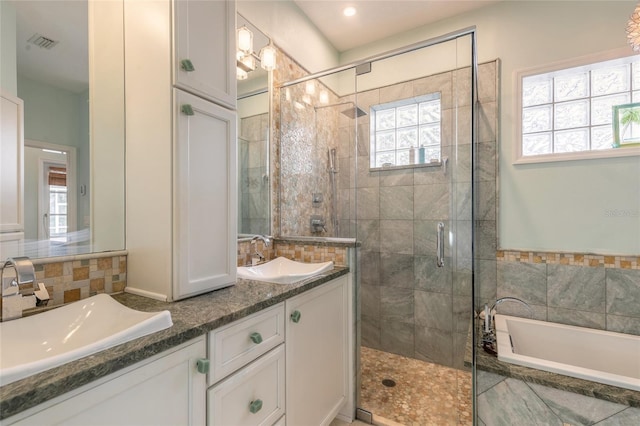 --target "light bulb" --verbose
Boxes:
[237,26,253,54]
[237,67,248,80]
